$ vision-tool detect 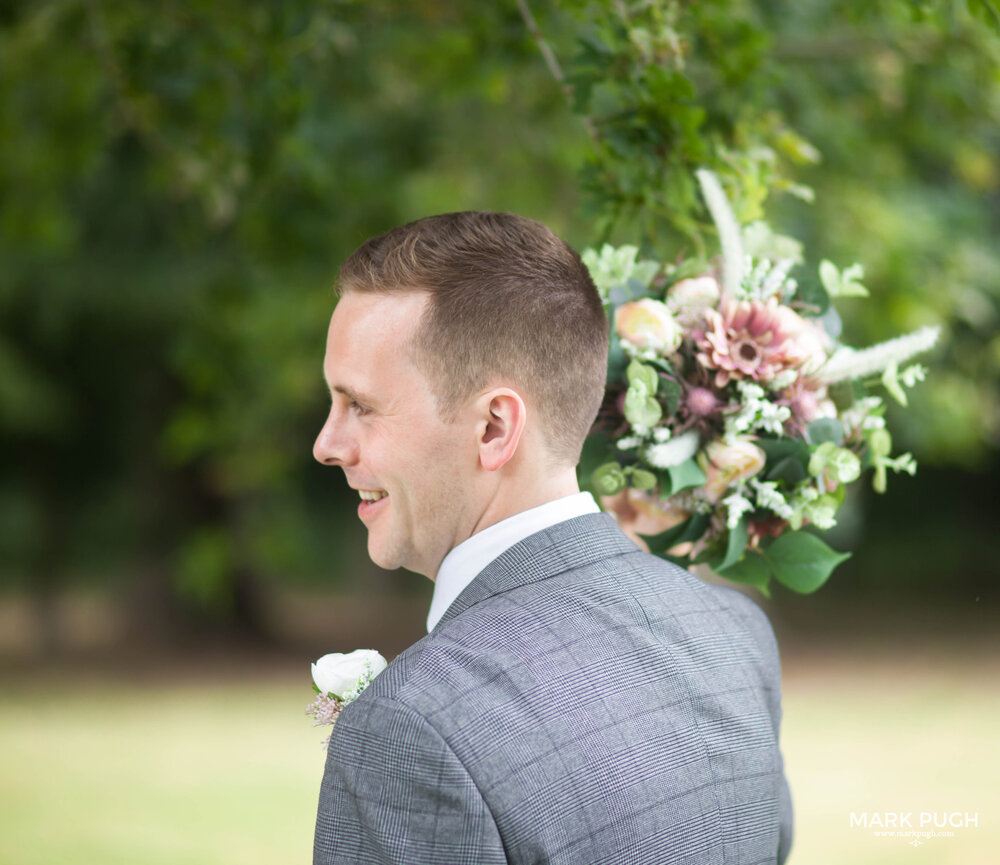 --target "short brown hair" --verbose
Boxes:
[337,211,609,465]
